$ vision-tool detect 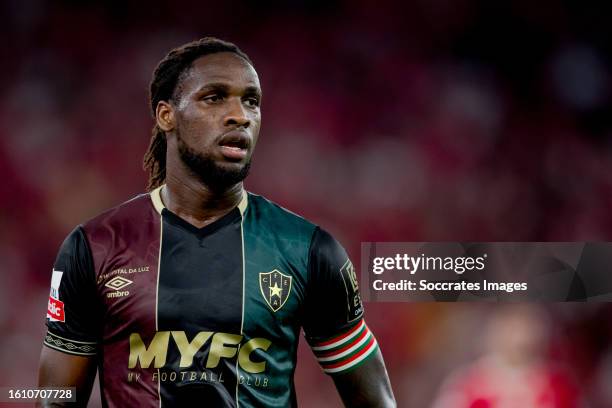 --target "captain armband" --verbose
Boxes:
[308,319,378,375]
